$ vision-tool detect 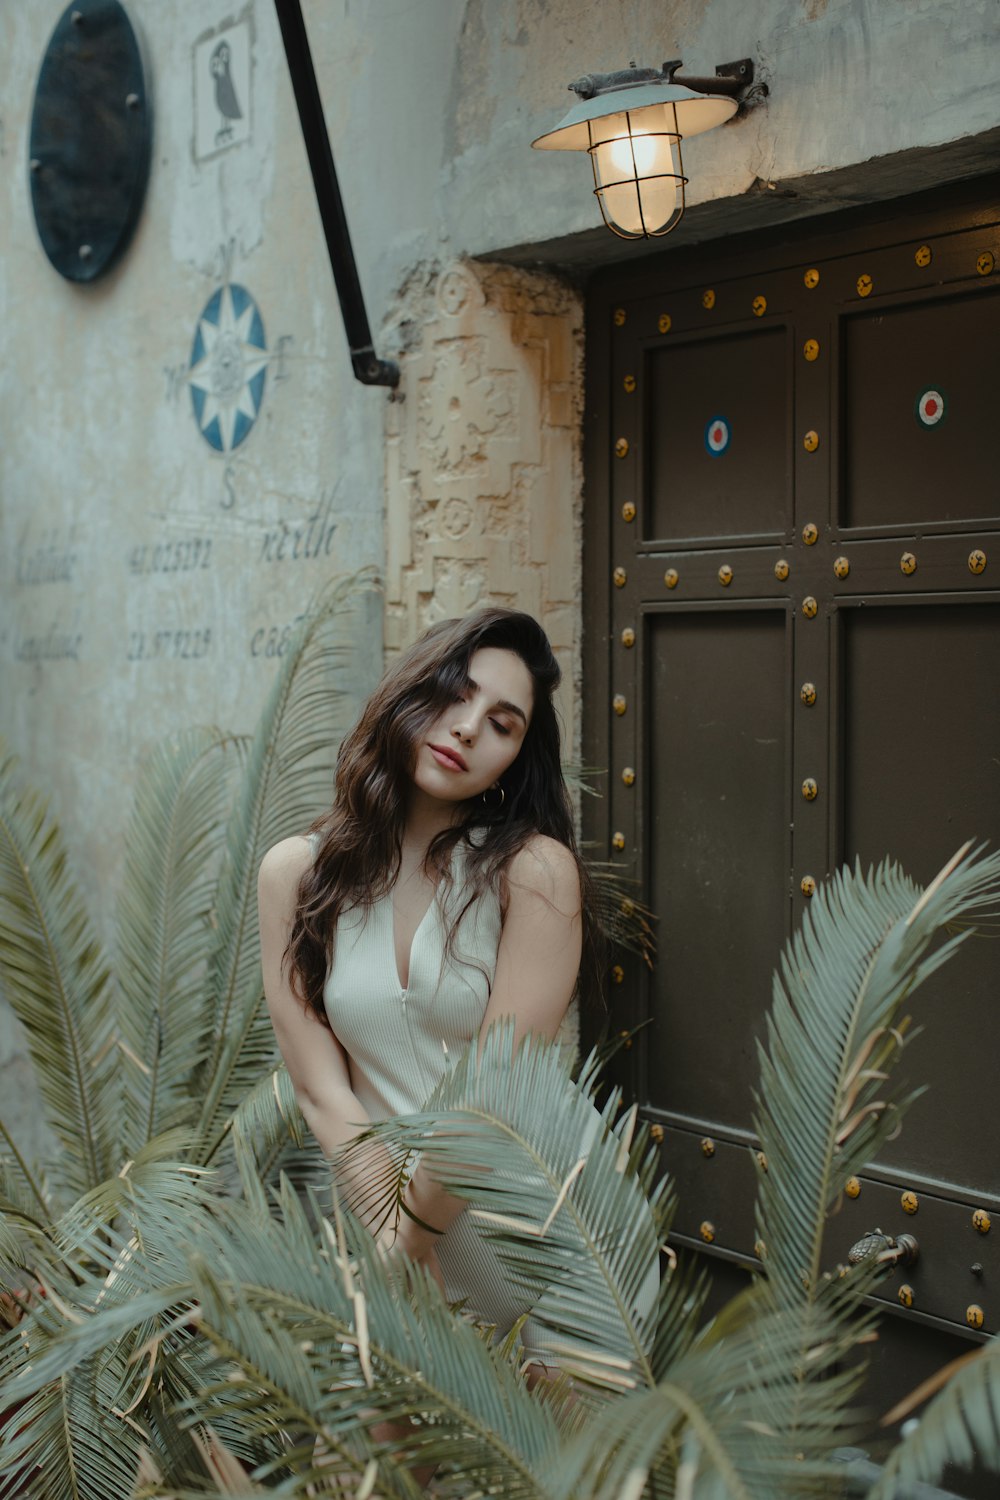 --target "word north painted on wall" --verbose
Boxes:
[259,490,338,565]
